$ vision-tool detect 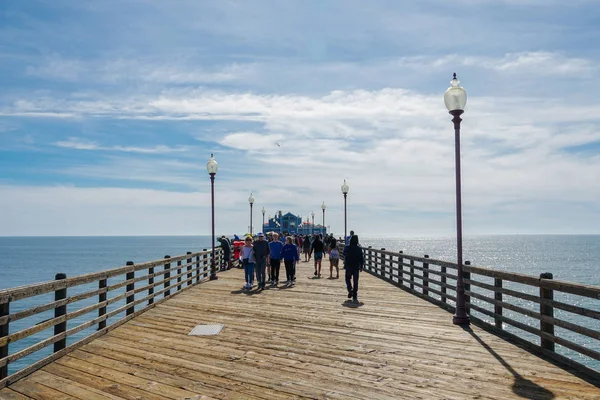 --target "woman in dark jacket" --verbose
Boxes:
[344,235,364,302]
